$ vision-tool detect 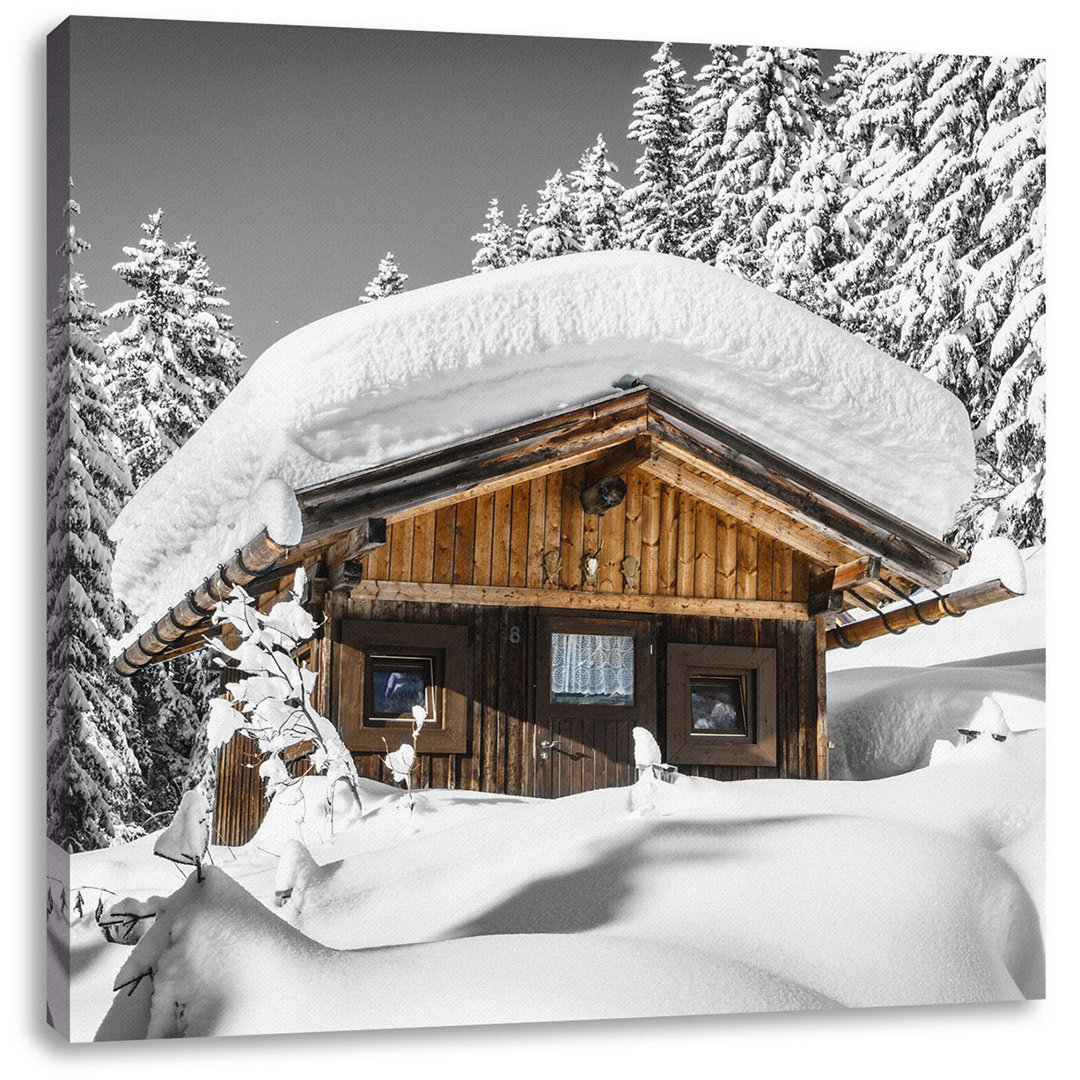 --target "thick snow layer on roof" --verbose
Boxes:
[111,251,974,621]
